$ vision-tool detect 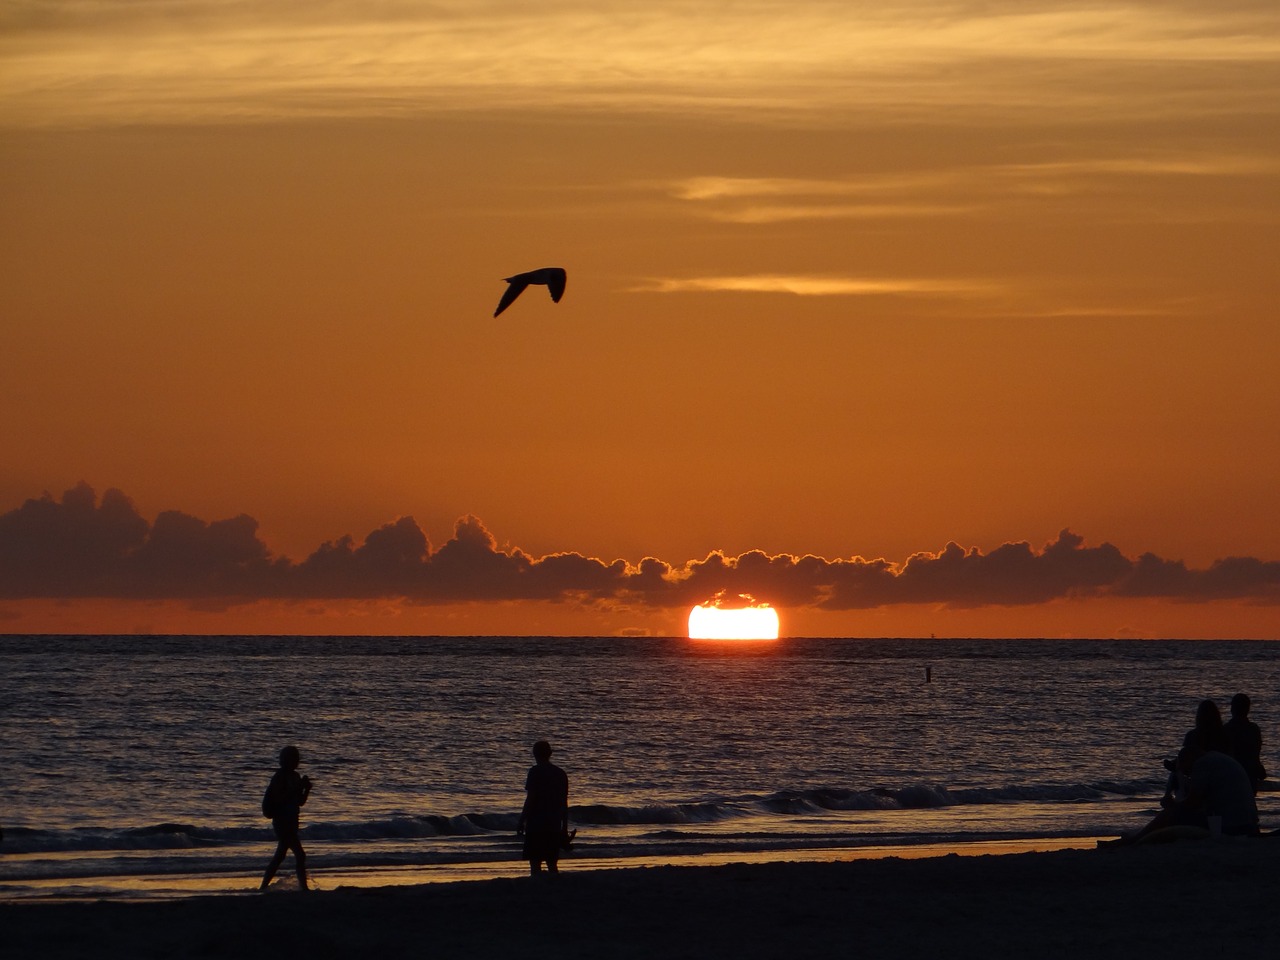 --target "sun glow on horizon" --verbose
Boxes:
[688,601,781,641]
